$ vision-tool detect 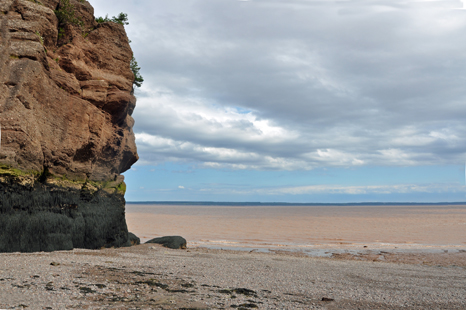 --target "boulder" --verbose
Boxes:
[146,236,187,249]
[126,232,141,246]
